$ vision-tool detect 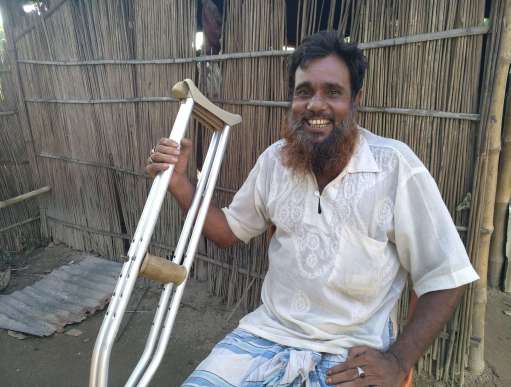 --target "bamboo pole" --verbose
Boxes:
[0,186,51,209]
[488,85,511,288]
[44,214,266,280]
[505,203,511,292]
[37,151,237,194]
[23,95,482,120]
[0,216,40,234]
[24,96,178,104]
[469,0,511,374]
[15,24,490,67]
